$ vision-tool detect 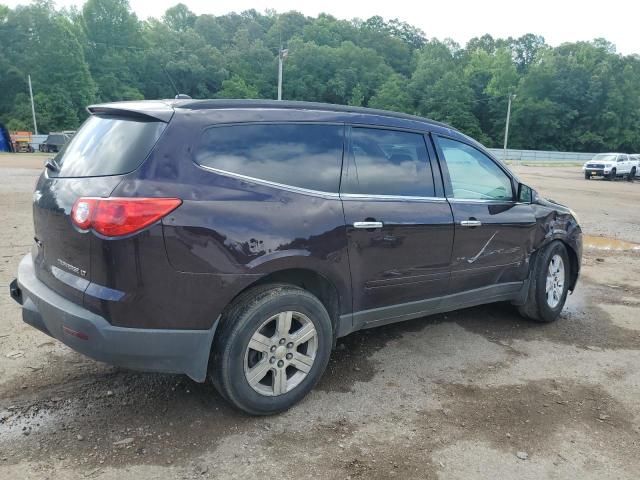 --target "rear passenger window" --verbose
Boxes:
[342,127,435,197]
[195,124,344,192]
